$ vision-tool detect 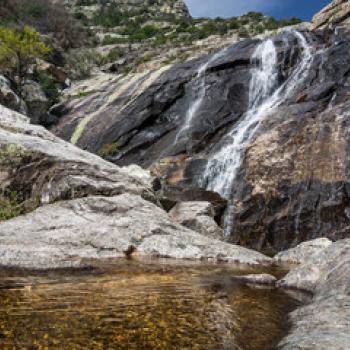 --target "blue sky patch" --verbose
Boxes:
[185,0,331,20]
